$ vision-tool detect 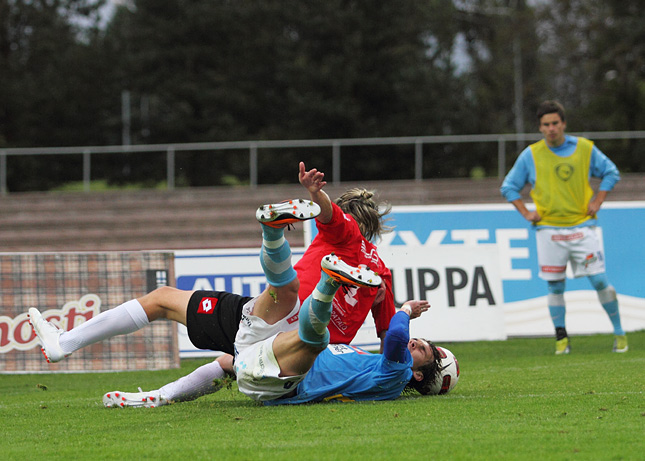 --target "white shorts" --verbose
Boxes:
[536,226,606,281]
[234,297,305,401]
